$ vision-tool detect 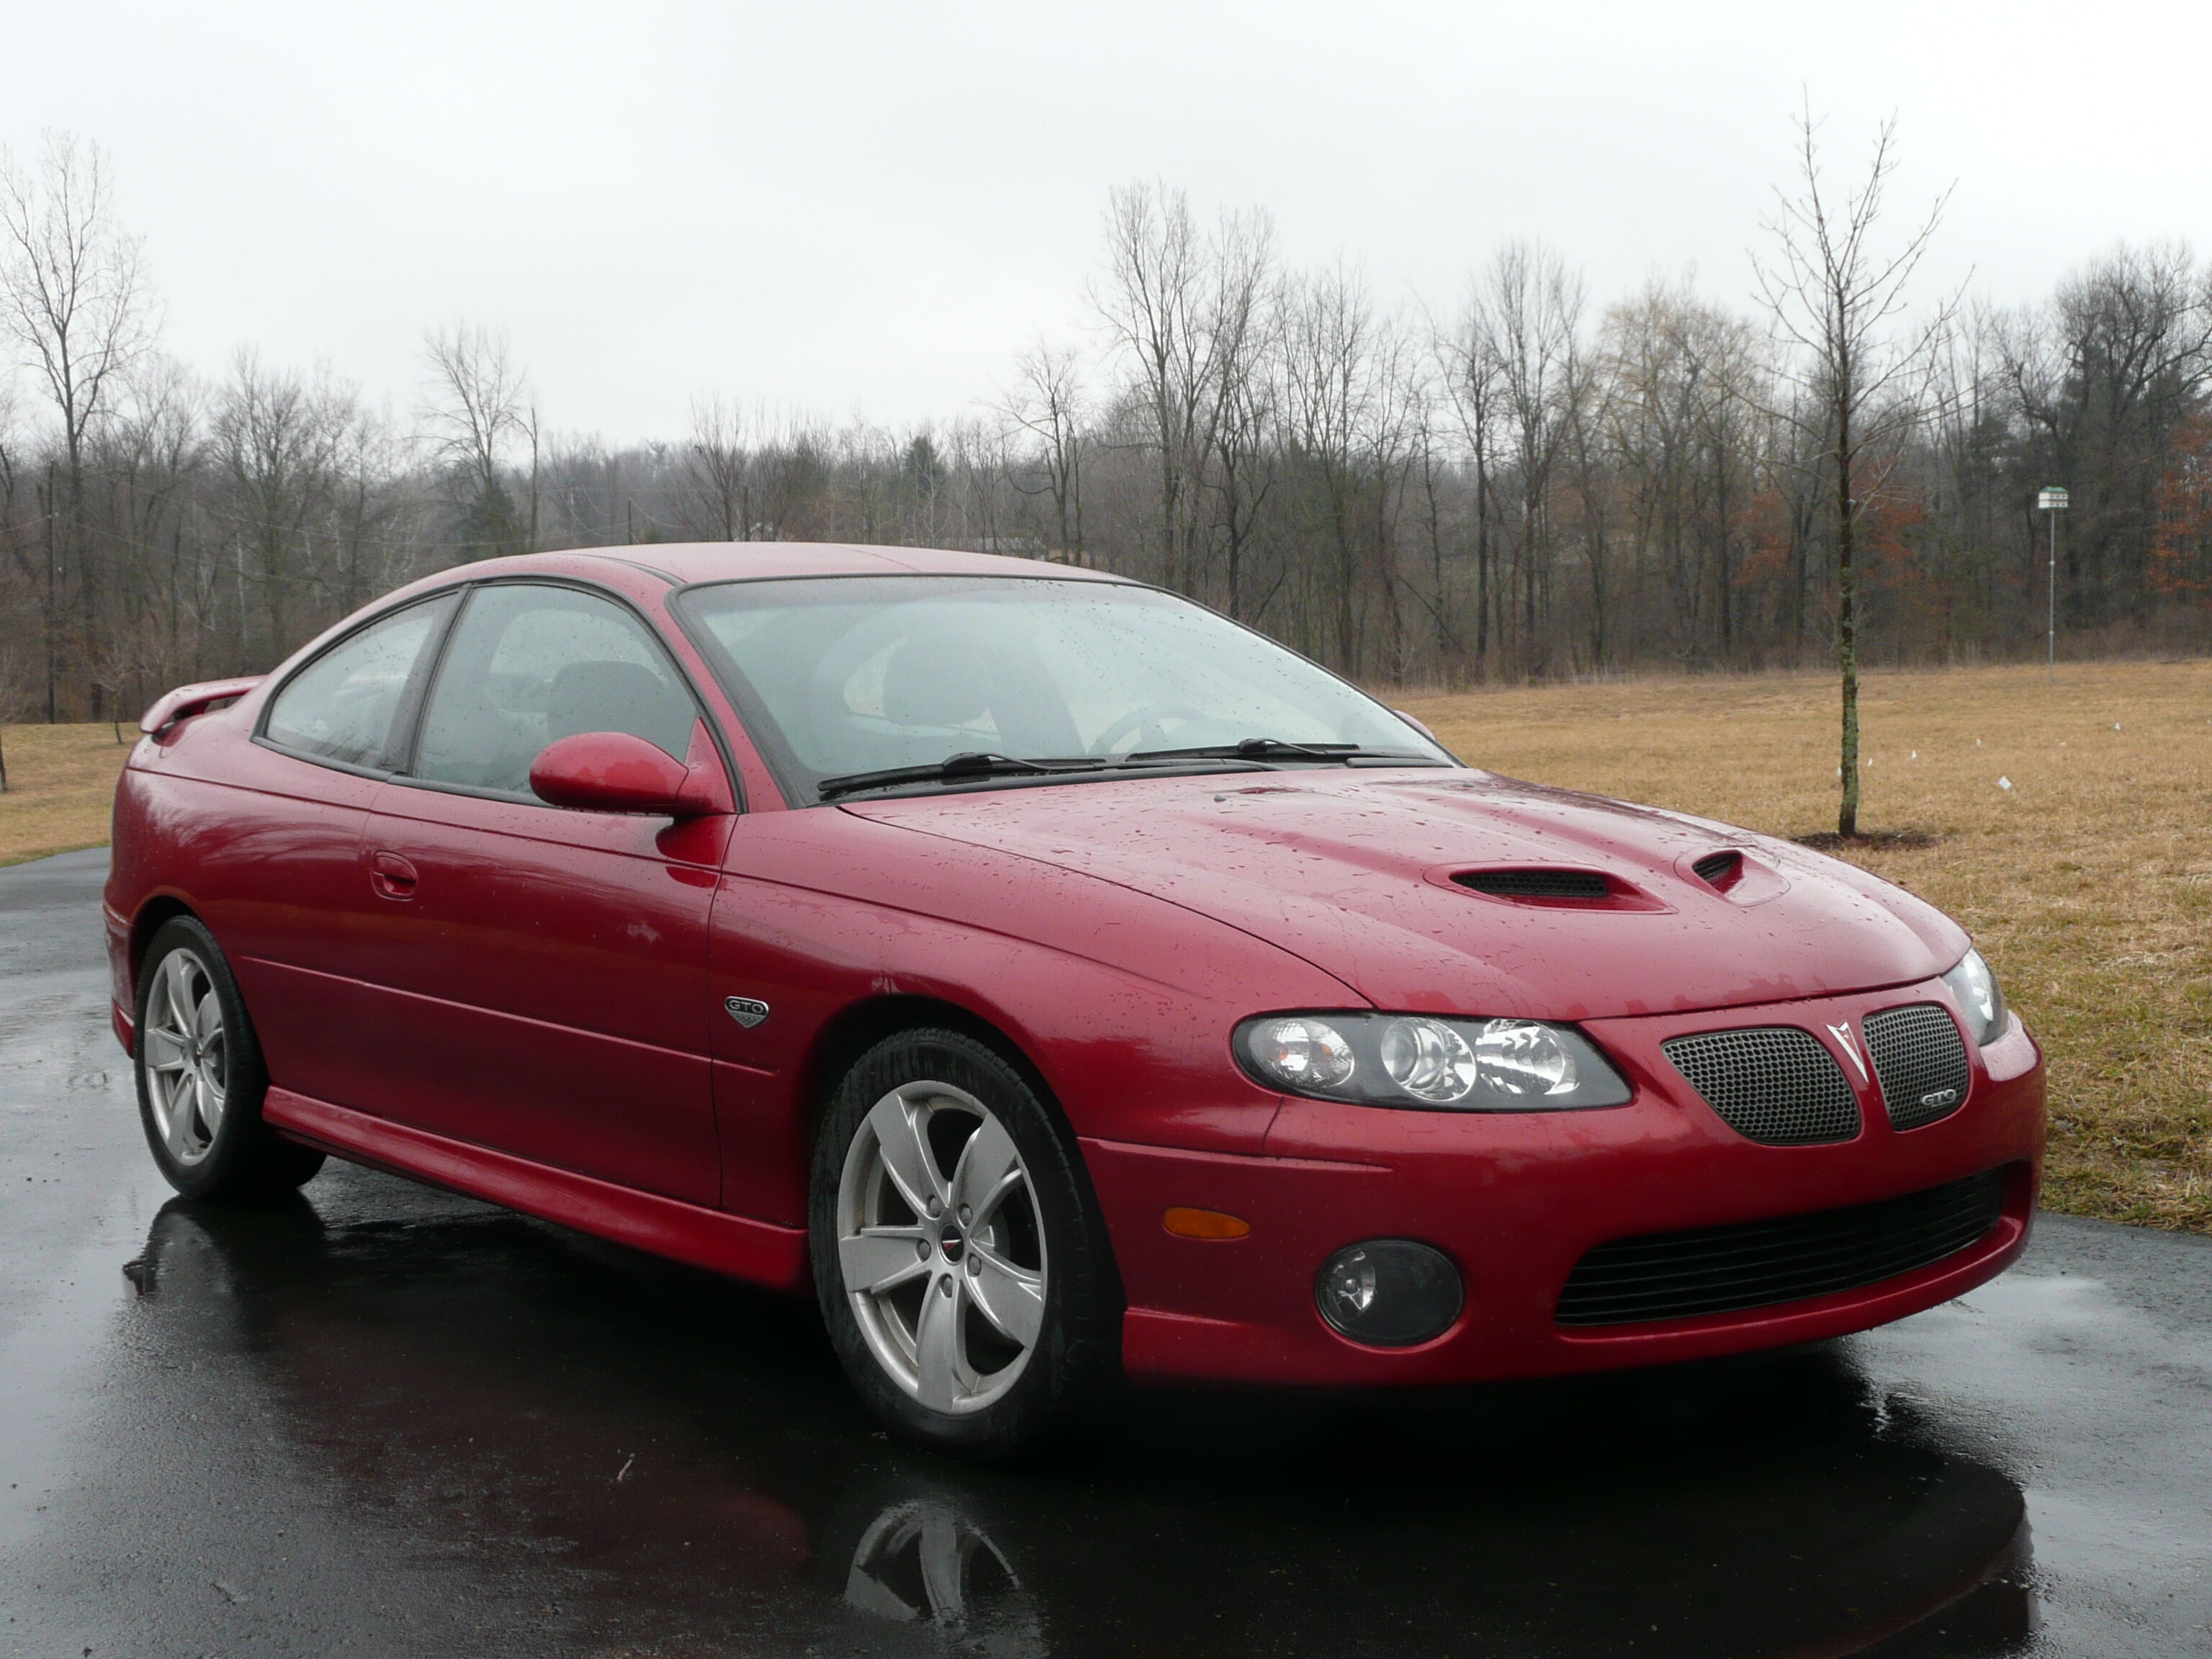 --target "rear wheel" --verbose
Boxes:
[135,916,325,1200]
[811,1029,1118,1458]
